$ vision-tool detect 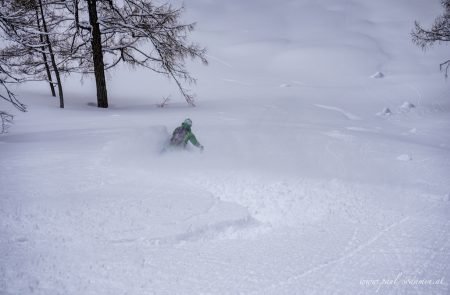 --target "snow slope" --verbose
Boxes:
[1,0,450,294]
